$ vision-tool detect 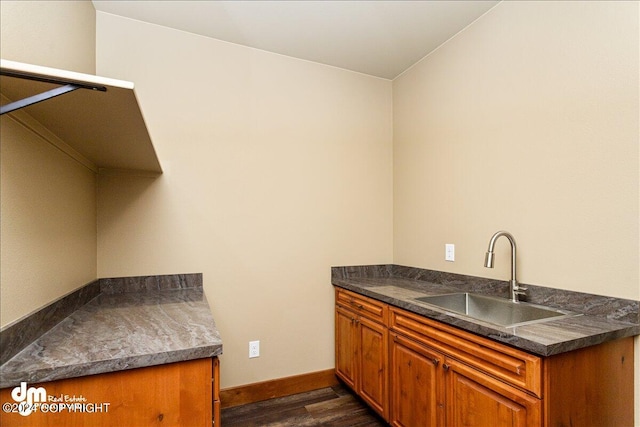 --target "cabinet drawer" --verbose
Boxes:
[336,288,387,325]
[390,307,542,397]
